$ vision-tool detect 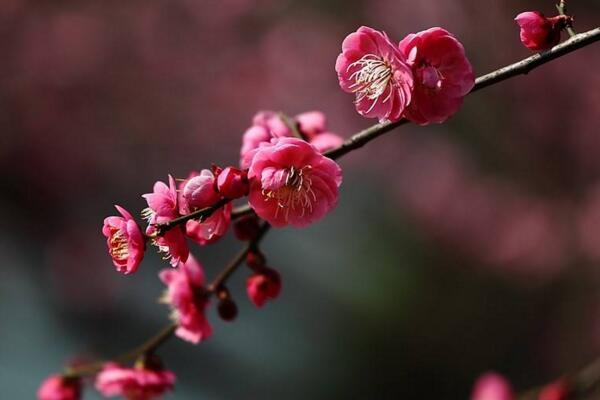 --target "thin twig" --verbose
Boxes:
[154,198,230,236]
[557,0,577,37]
